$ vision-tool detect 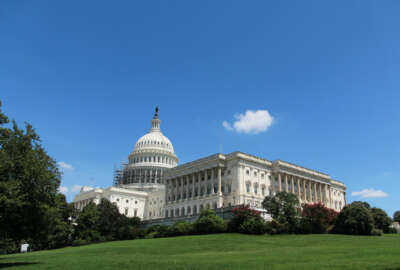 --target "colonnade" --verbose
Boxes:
[272,173,331,206]
[166,167,223,204]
